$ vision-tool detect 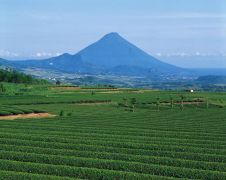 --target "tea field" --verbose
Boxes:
[0,88,226,179]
